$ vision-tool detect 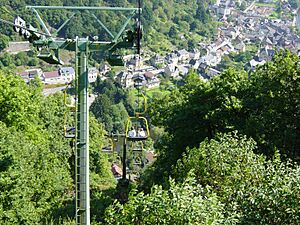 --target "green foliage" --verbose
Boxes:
[0,72,40,129]
[244,50,300,159]
[0,72,74,223]
[104,175,236,225]
[142,50,300,202]
[0,34,9,51]
[0,70,114,224]
[112,132,300,224]
[0,122,73,224]
[0,0,217,54]
[149,51,300,167]
[175,132,300,224]
[91,78,130,133]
